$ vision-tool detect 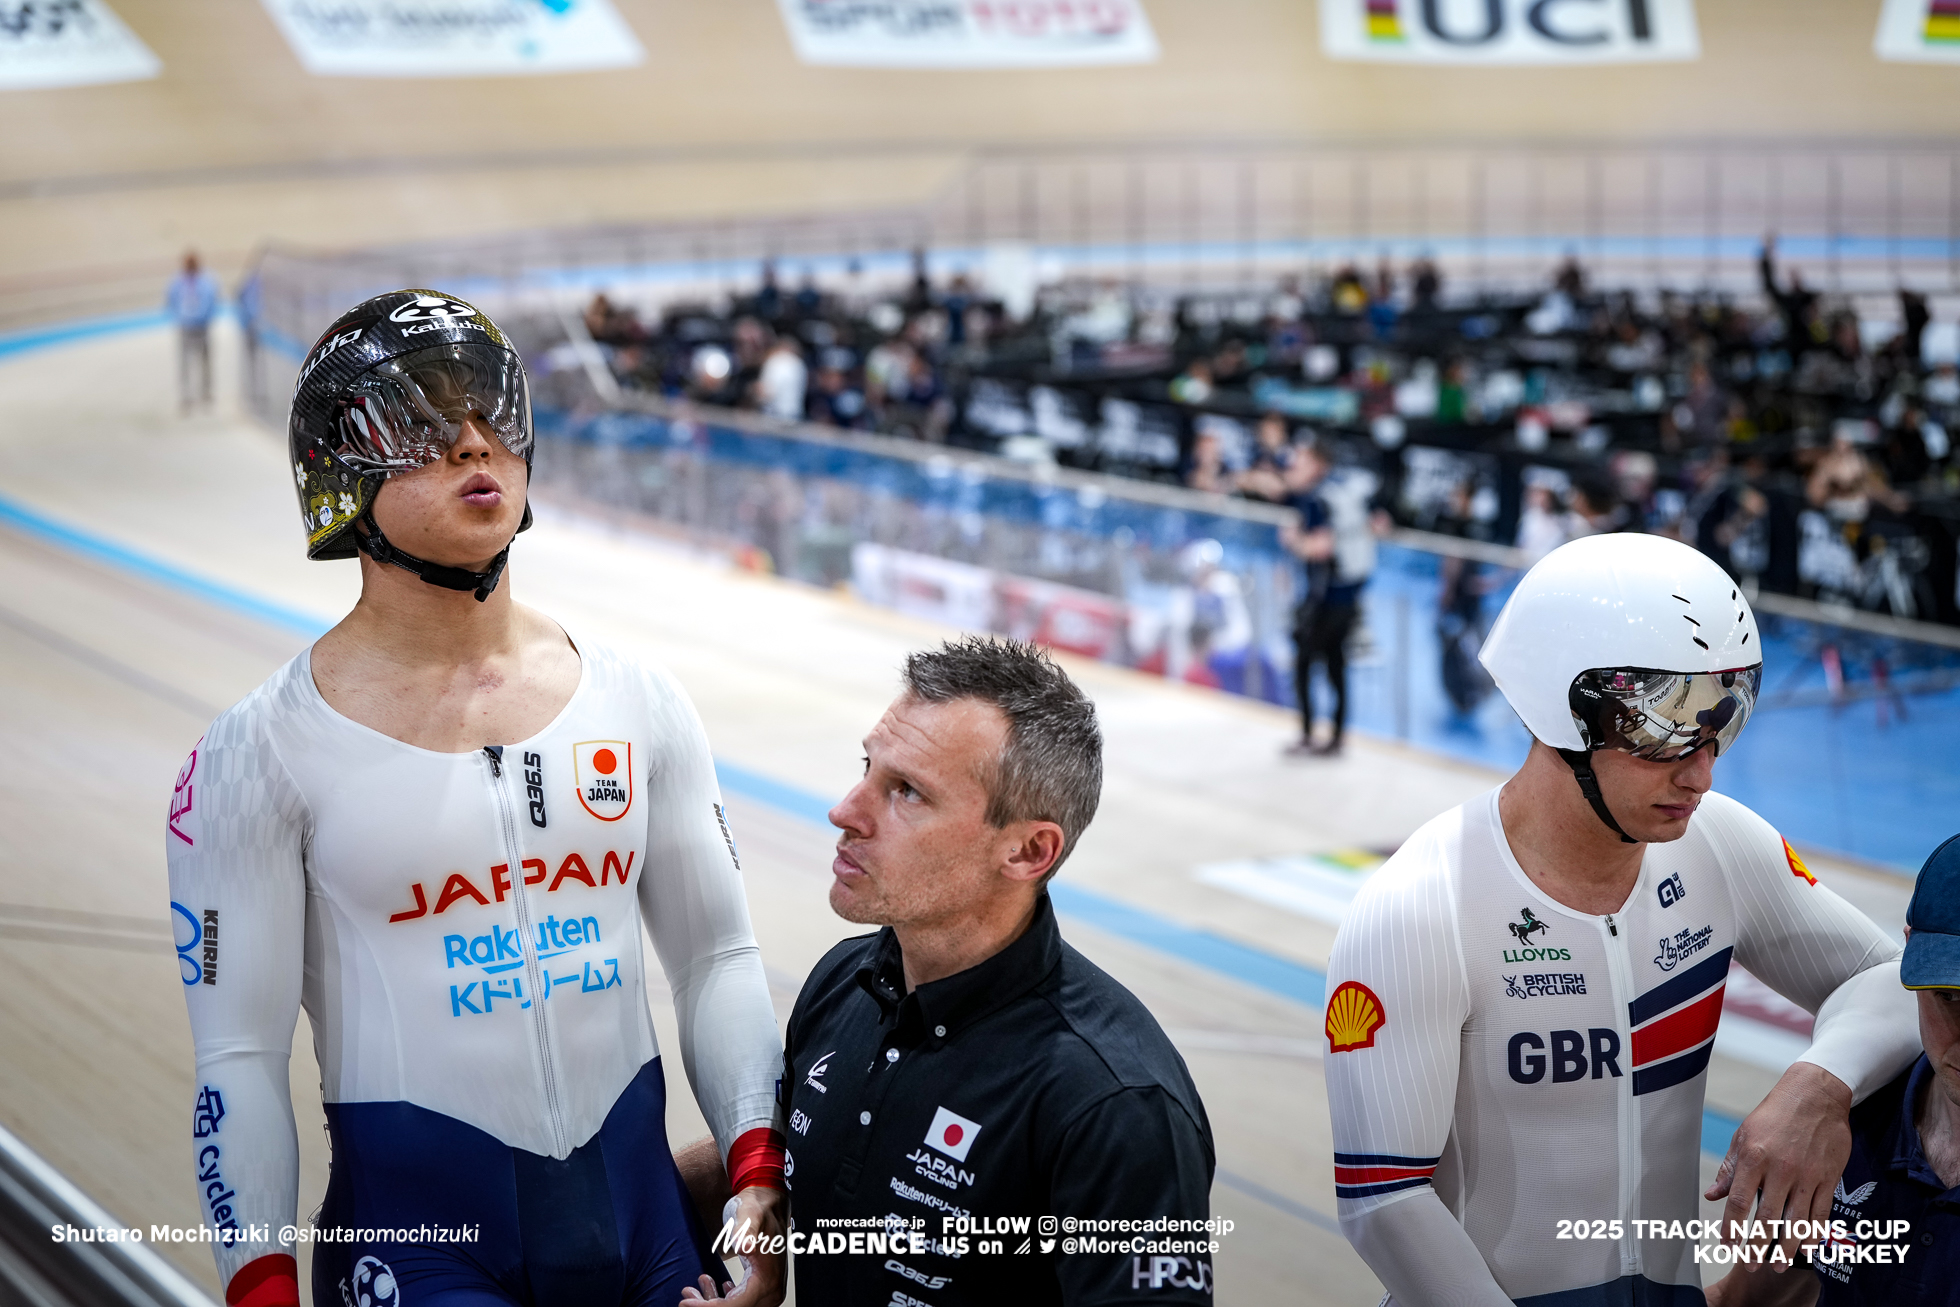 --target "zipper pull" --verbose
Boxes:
[1605,913,1618,937]
[483,745,504,777]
